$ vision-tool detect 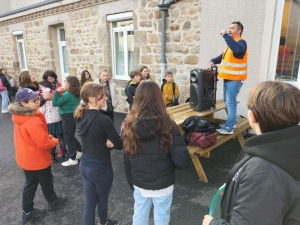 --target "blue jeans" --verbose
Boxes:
[0,89,9,111]
[133,188,173,225]
[80,156,113,225]
[223,80,243,130]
